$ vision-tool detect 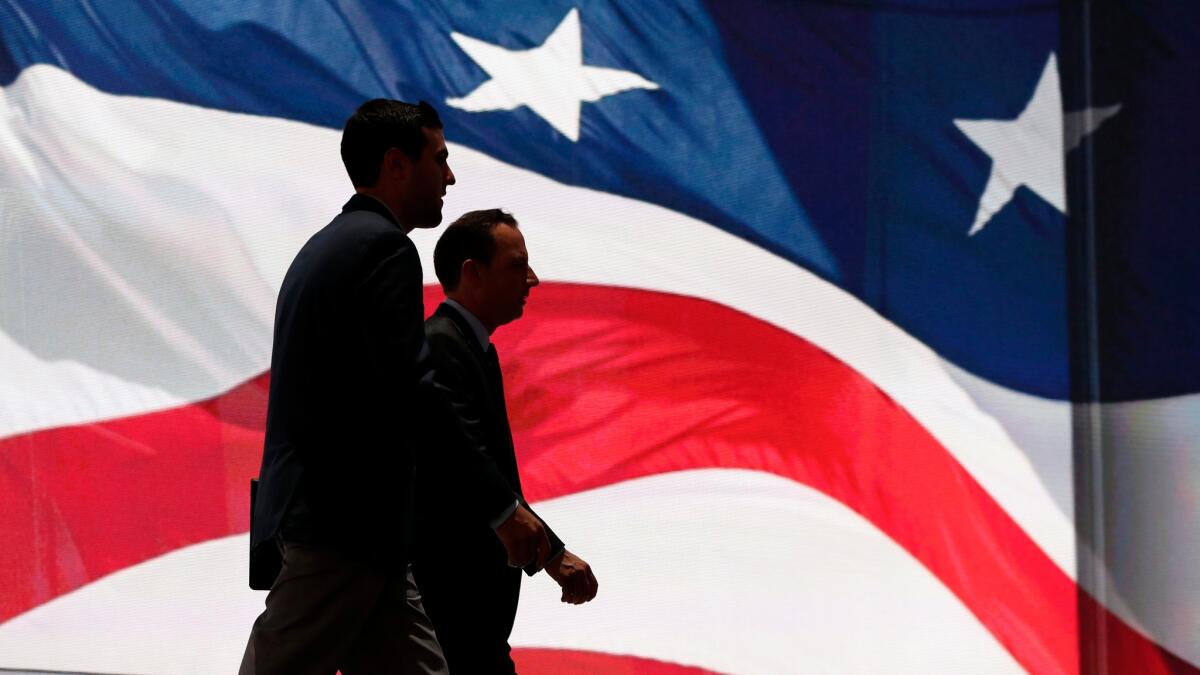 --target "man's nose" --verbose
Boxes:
[527,267,539,287]
[445,165,456,186]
